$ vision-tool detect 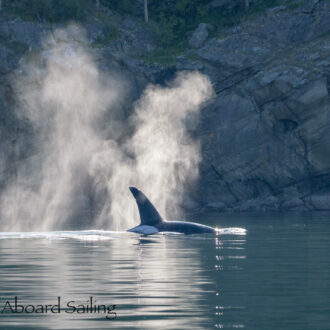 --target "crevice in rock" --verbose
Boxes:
[210,162,239,202]
[273,118,298,134]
